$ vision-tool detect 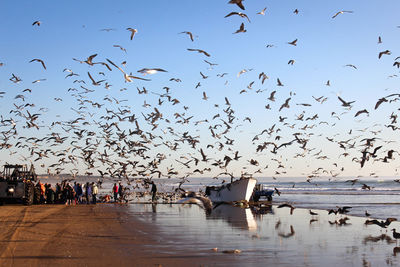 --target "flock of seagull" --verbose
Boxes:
[0,2,399,195]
